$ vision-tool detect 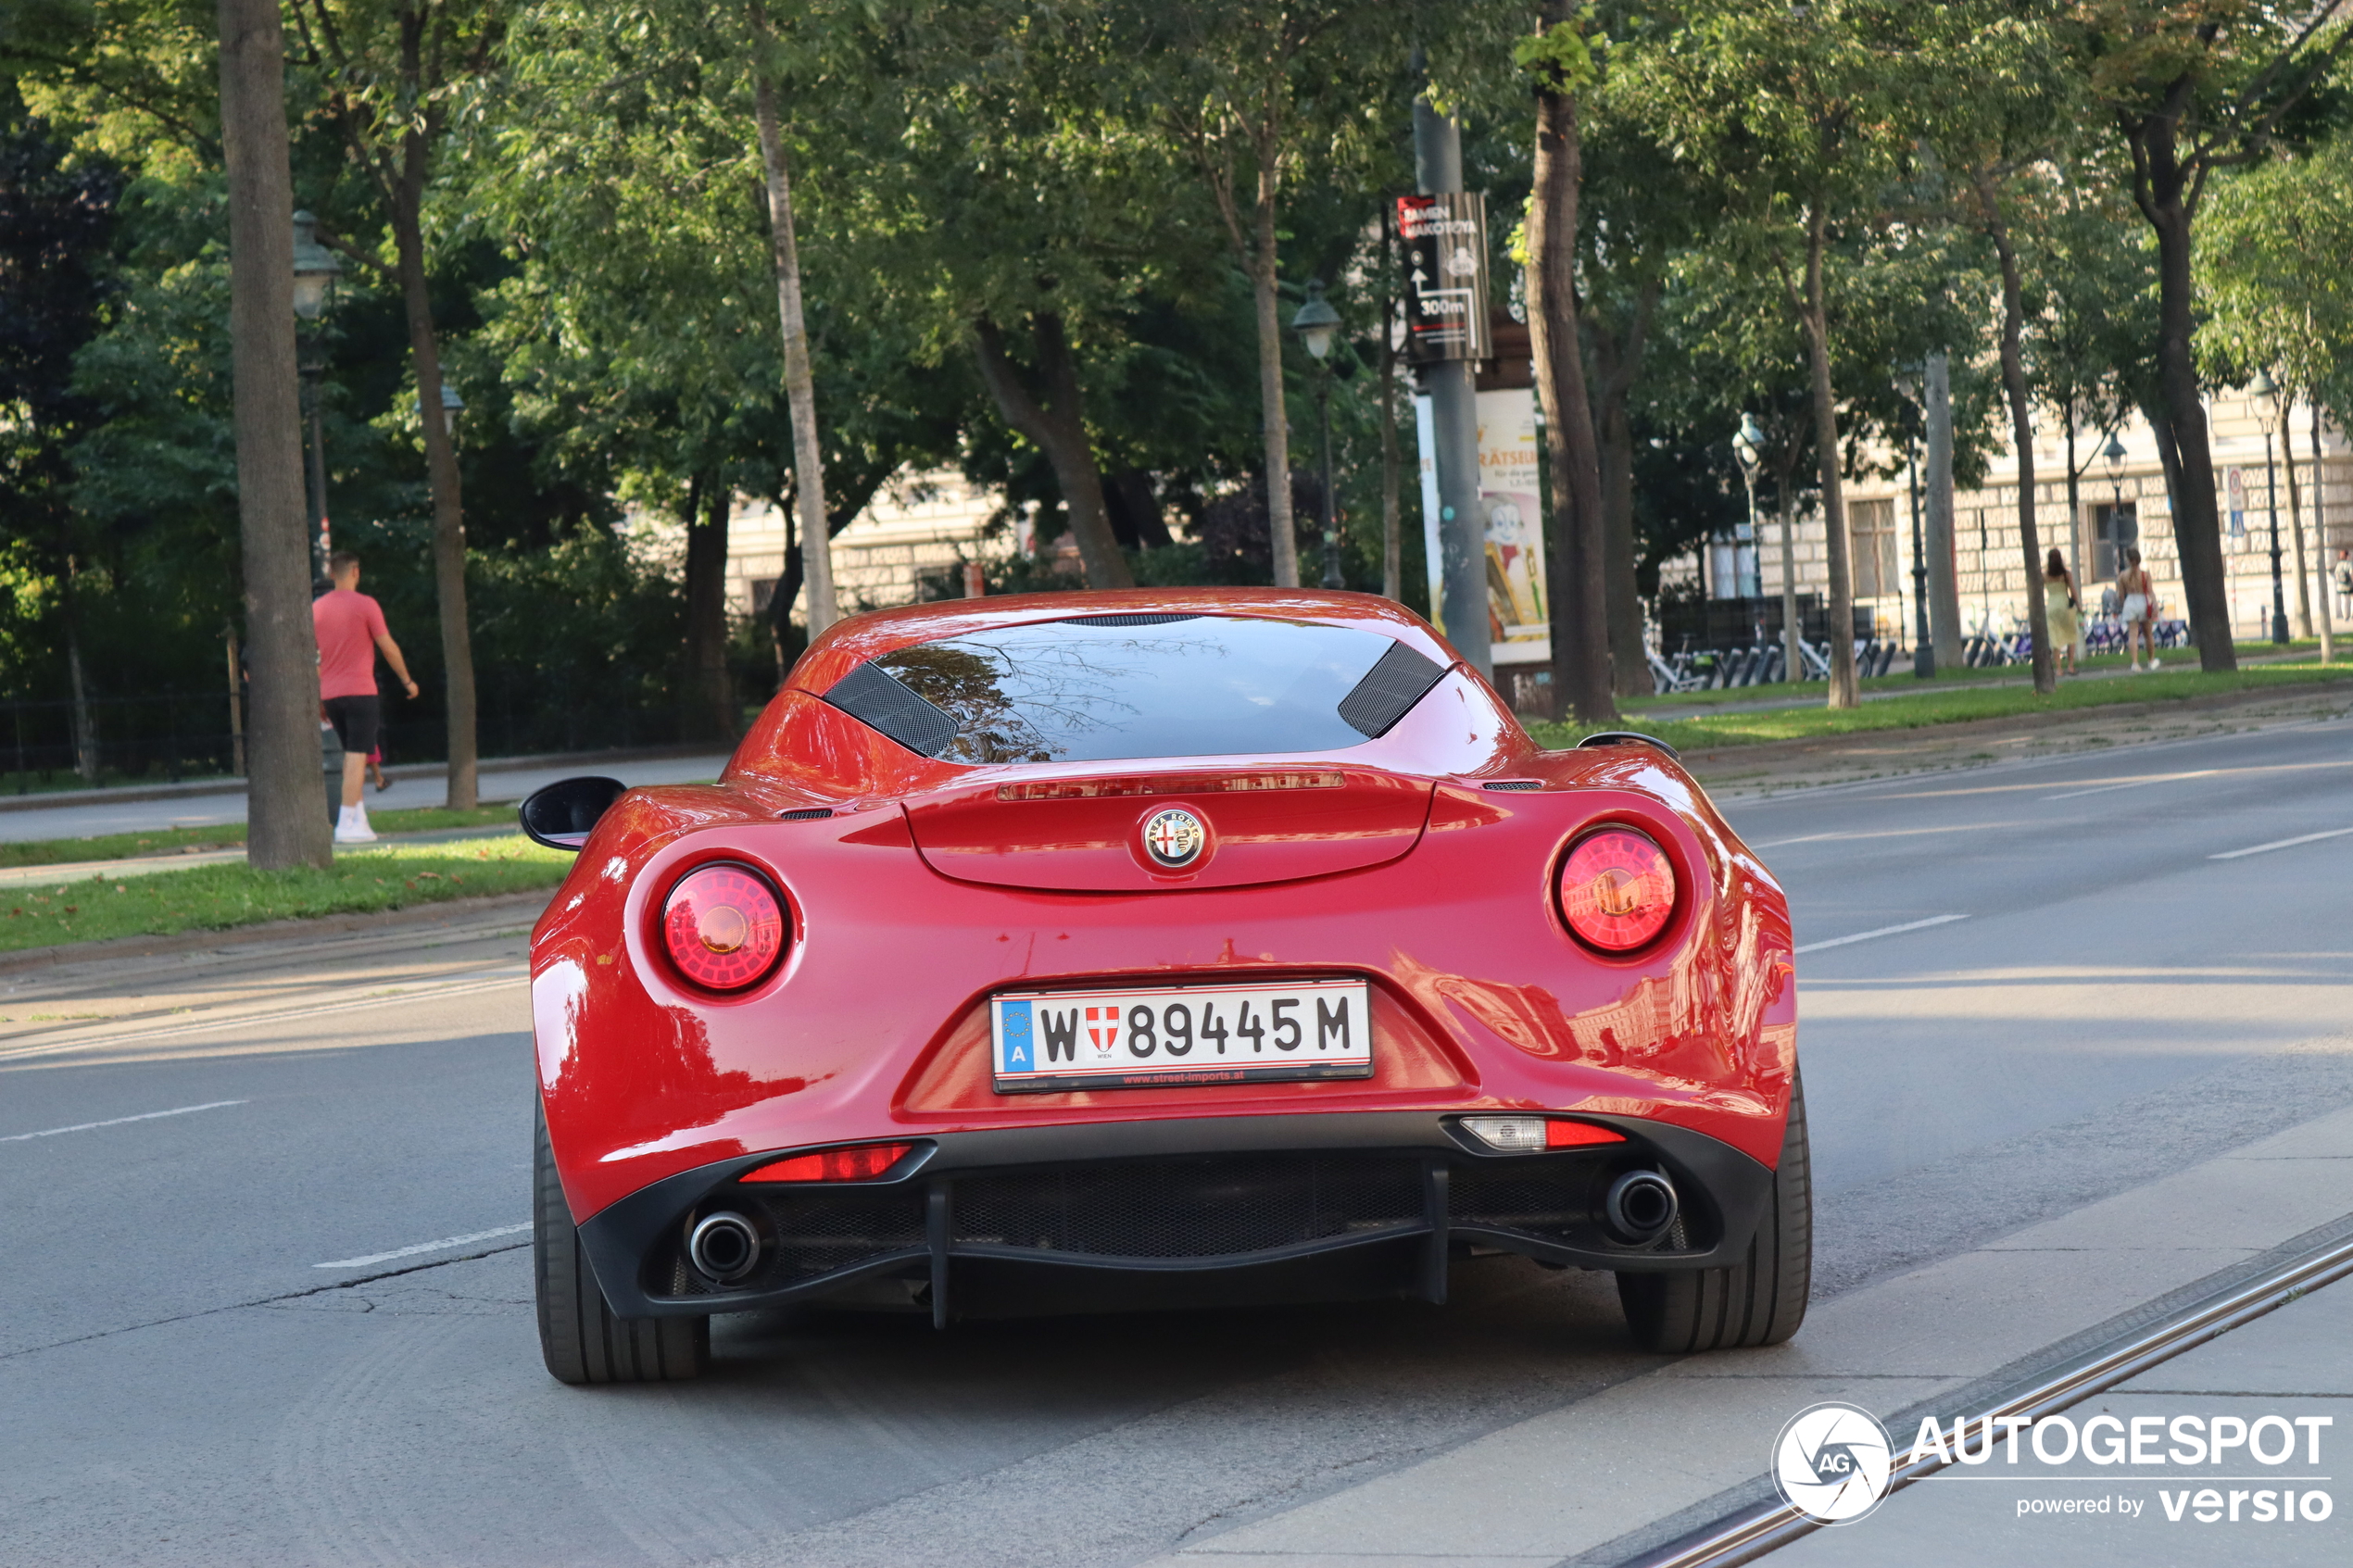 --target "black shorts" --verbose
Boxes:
[323,695,380,755]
